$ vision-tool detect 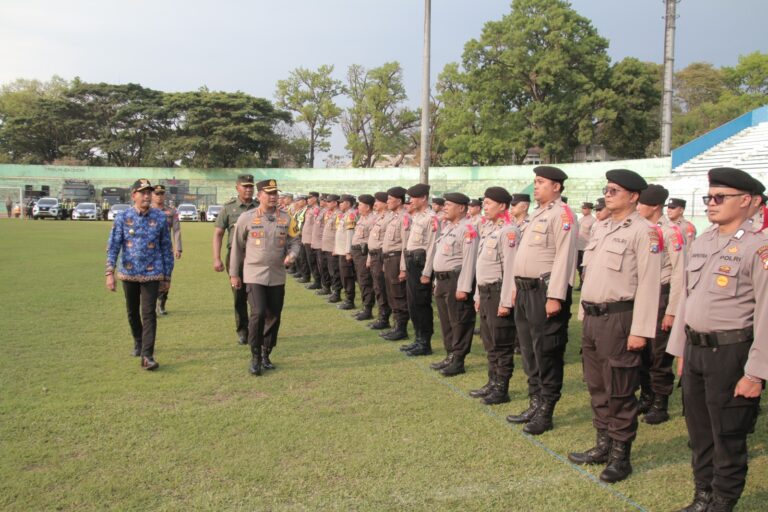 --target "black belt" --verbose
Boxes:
[369,249,381,256]
[383,251,401,259]
[351,245,363,250]
[515,277,540,290]
[582,300,634,317]
[478,281,502,292]
[434,270,459,280]
[405,249,426,258]
[685,325,753,348]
